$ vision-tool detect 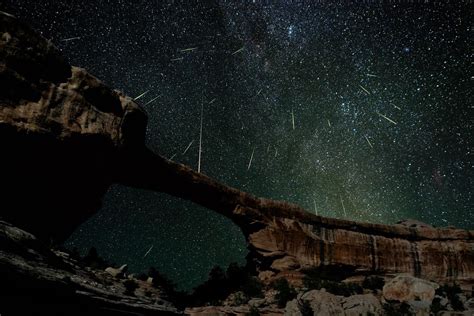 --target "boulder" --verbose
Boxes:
[342,293,382,316]
[406,300,431,316]
[284,299,302,316]
[227,291,248,306]
[435,294,450,308]
[465,297,474,310]
[271,256,301,271]
[457,293,468,310]
[301,289,344,315]
[248,298,266,308]
[258,271,276,282]
[383,274,439,303]
[105,264,128,278]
